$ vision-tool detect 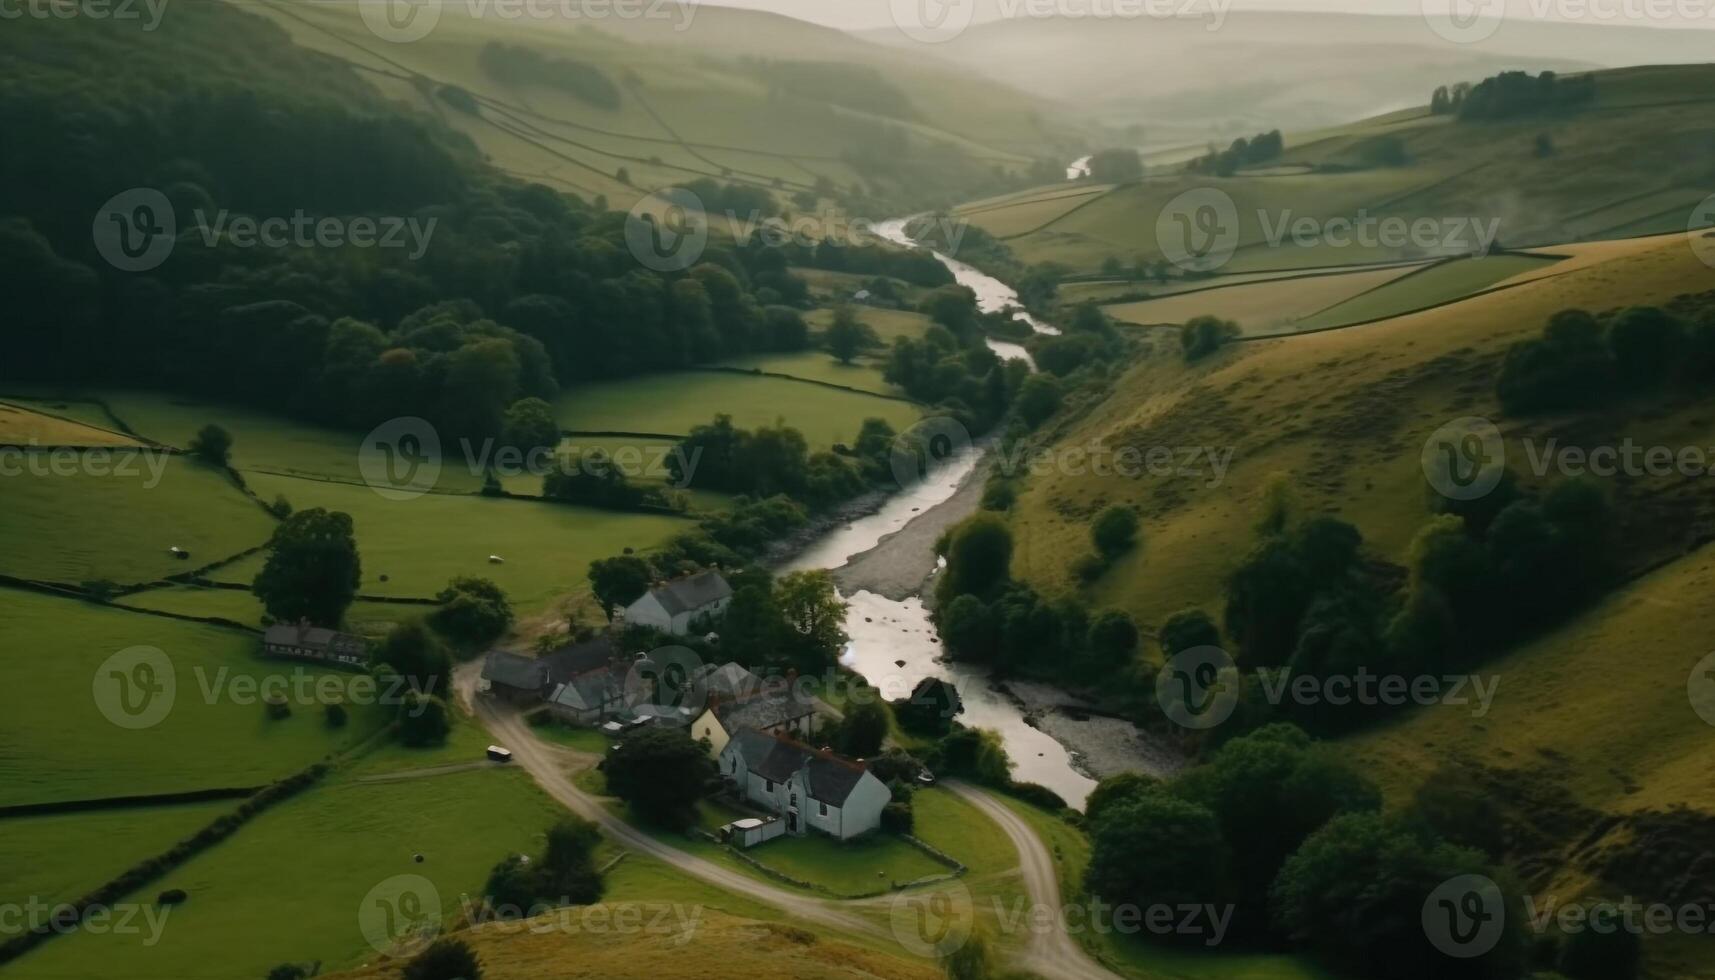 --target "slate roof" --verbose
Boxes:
[646,570,732,616]
[263,624,366,657]
[729,731,871,805]
[540,633,619,684]
[693,661,763,700]
[548,666,621,713]
[714,690,814,732]
[481,650,548,690]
